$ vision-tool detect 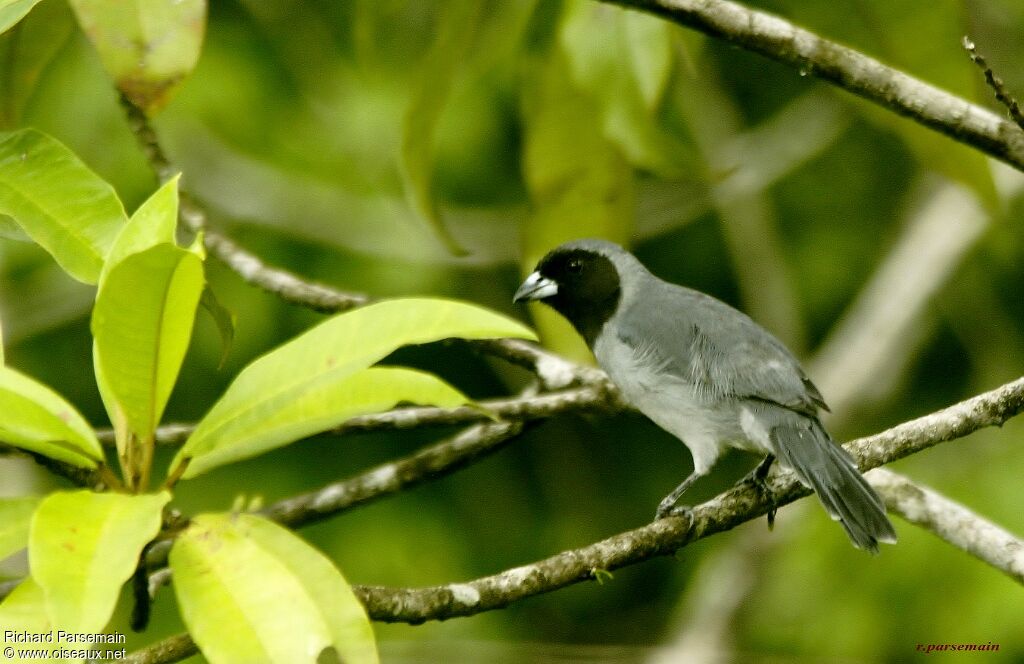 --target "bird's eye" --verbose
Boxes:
[567,259,583,274]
